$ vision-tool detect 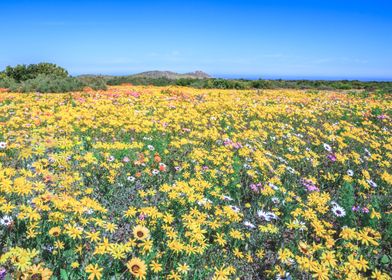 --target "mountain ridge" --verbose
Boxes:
[78,70,210,80]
